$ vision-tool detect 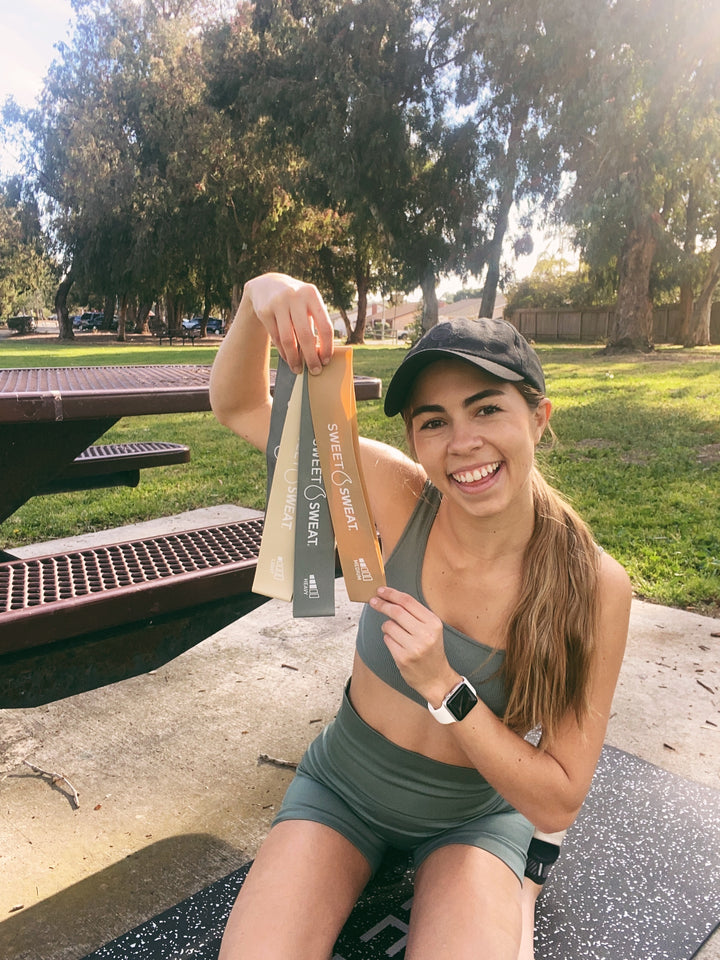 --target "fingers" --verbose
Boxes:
[370,586,435,627]
[370,587,450,699]
[369,586,441,650]
[249,276,333,375]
